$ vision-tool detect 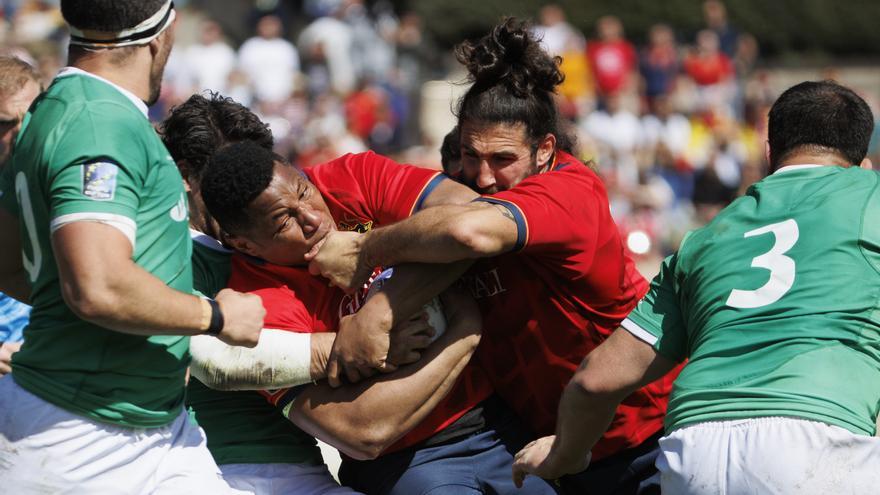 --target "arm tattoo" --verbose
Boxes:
[493,204,516,224]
